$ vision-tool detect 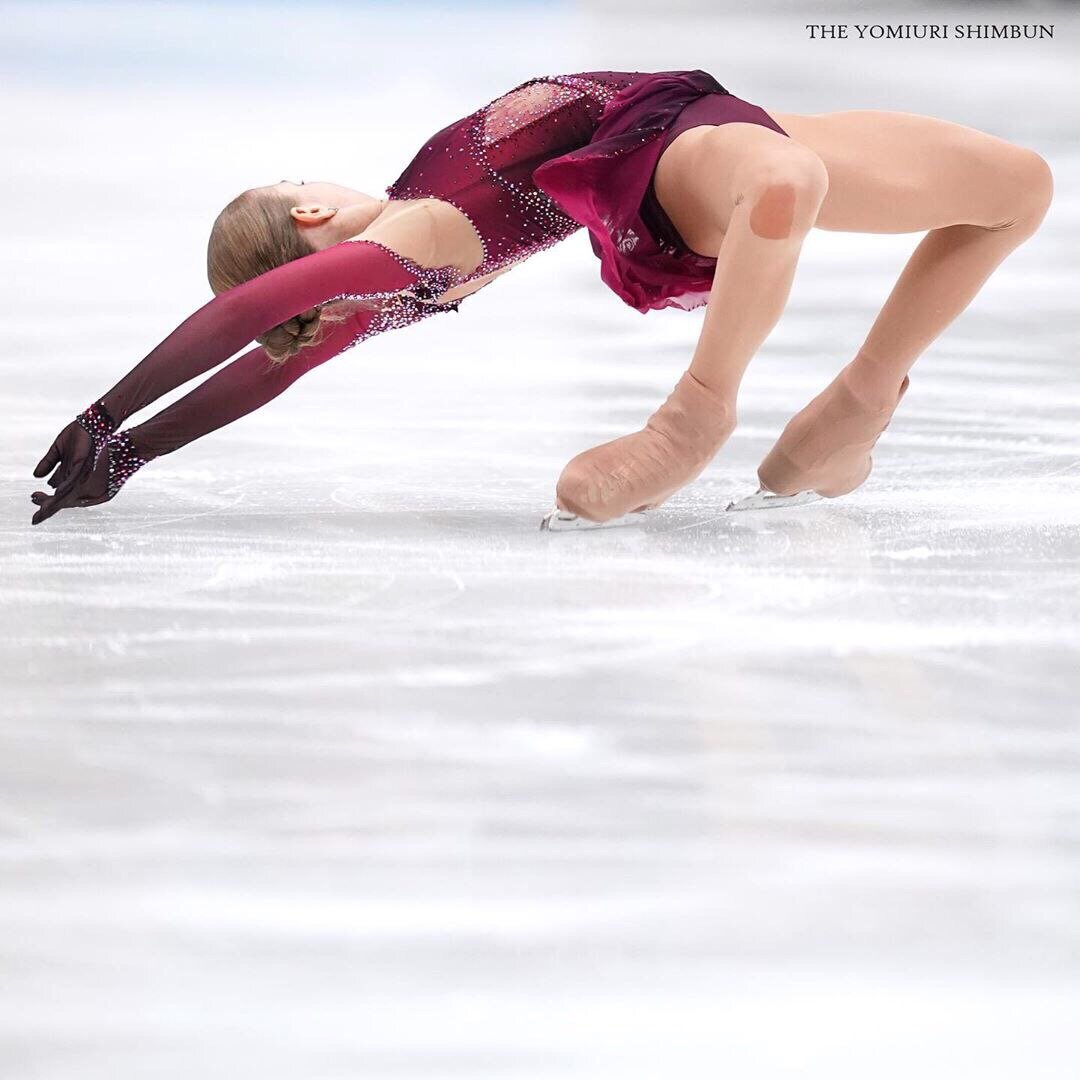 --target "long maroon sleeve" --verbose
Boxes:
[96,240,439,427]
[123,309,374,459]
[91,240,462,460]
